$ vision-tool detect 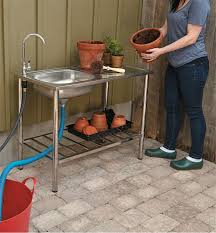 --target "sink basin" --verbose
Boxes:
[28,69,95,99]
